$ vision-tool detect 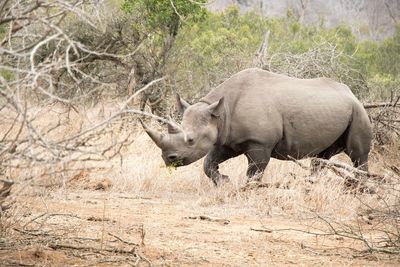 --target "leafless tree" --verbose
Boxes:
[262,42,367,95]
[0,0,169,205]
